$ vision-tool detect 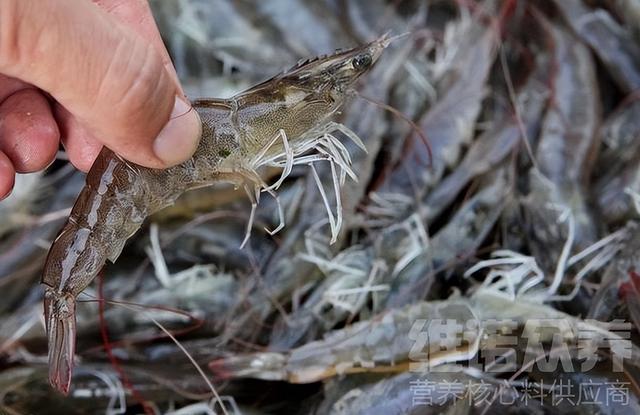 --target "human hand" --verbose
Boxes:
[0,0,201,200]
